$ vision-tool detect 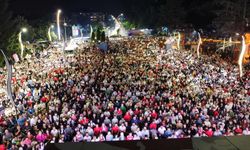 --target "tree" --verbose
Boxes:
[124,0,186,28]
[0,0,15,49]
[122,21,136,30]
[157,0,186,28]
[96,28,101,41]
[213,0,246,34]
[14,16,36,42]
[185,0,217,29]
[1,16,35,62]
[101,31,106,42]
[30,18,52,41]
[0,0,15,66]
[91,32,96,42]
